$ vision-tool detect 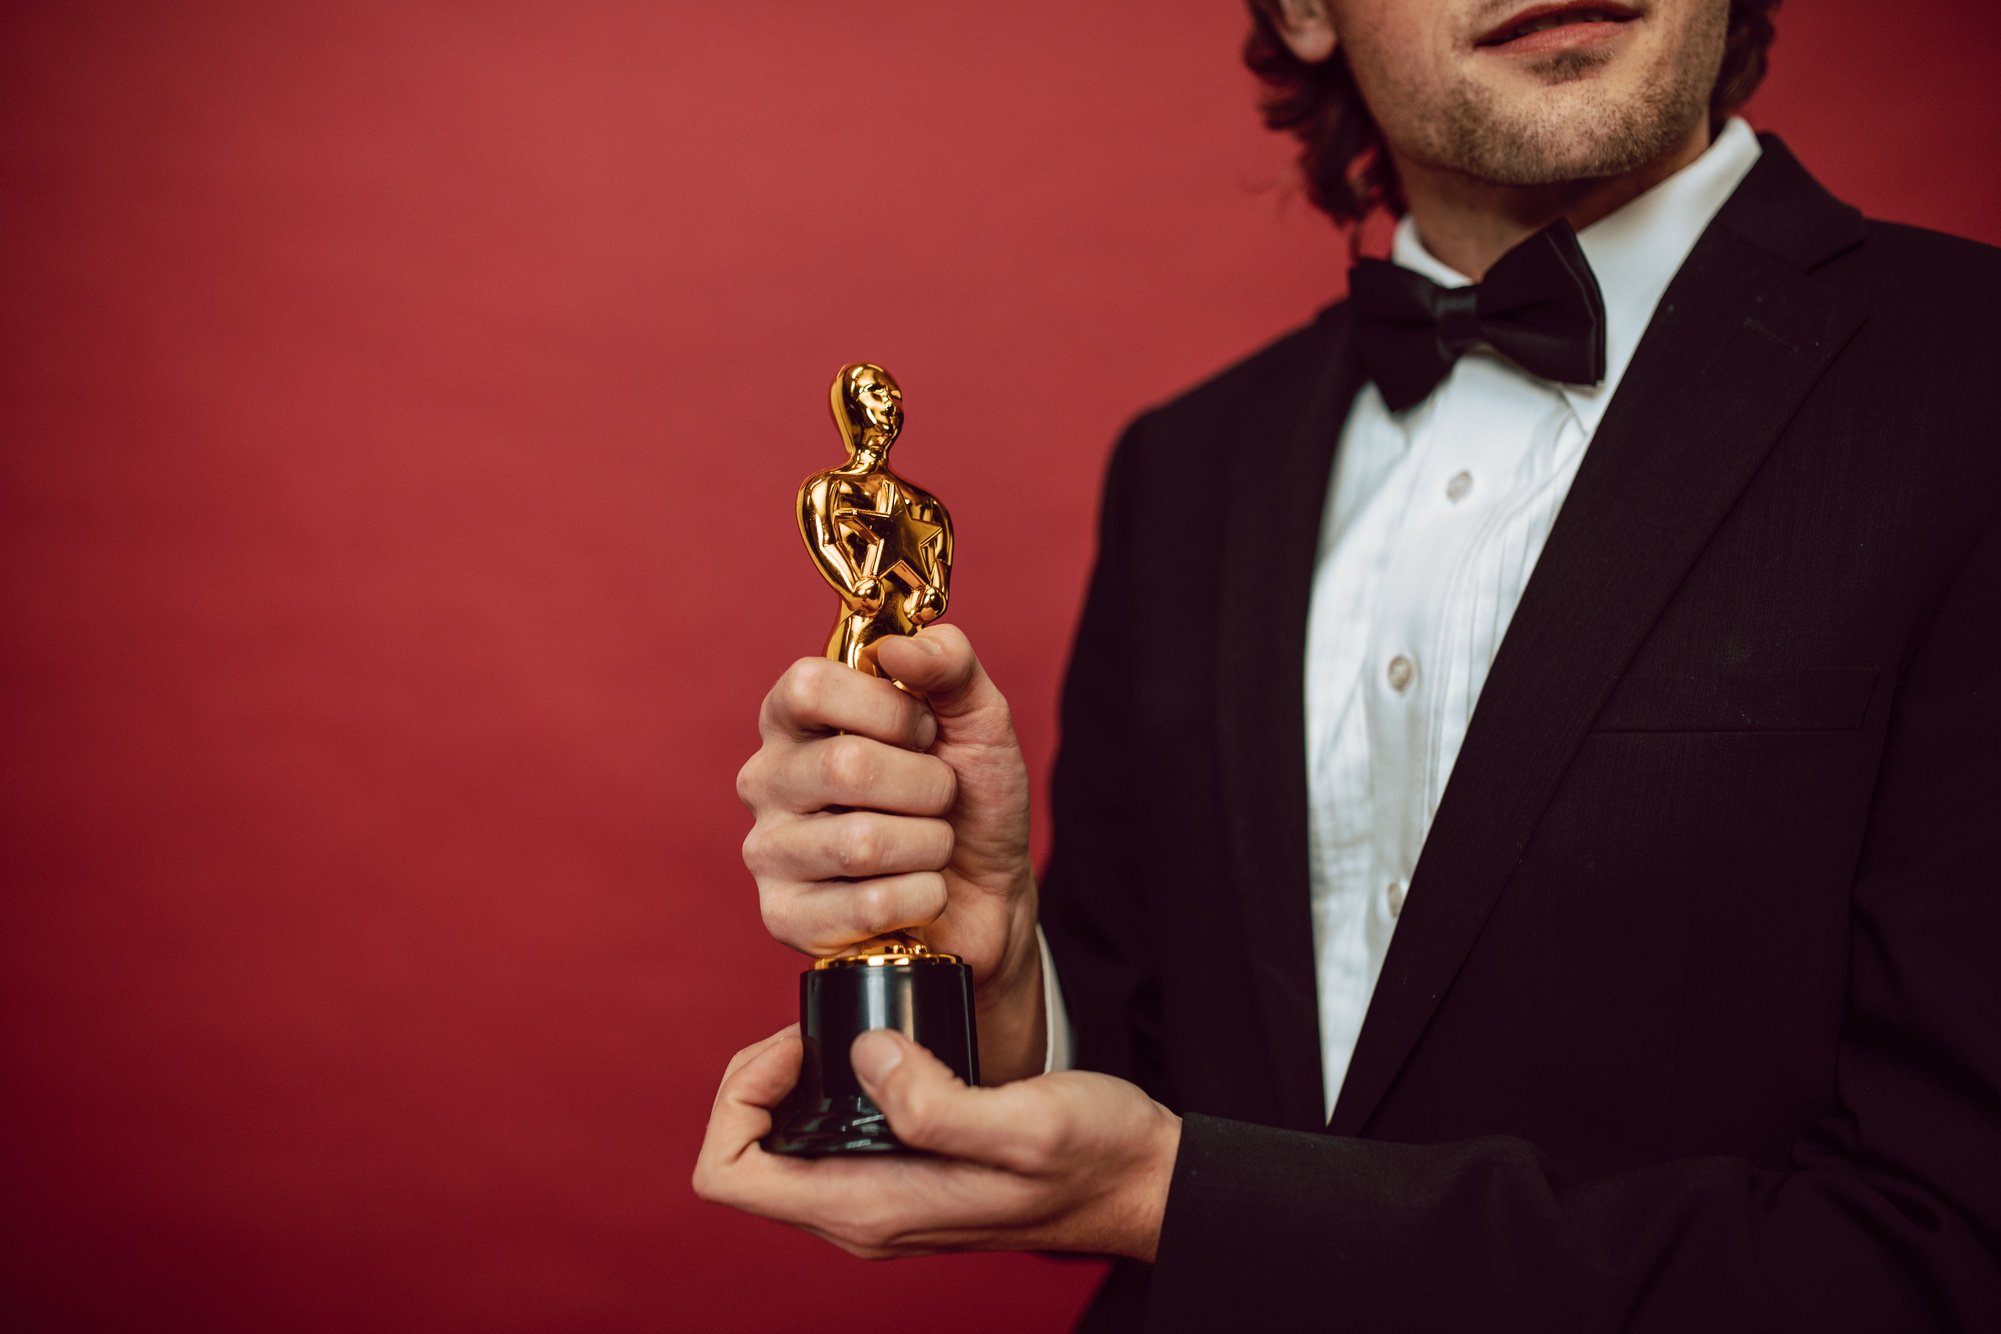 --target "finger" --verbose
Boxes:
[753,810,954,884]
[851,1029,1051,1171]
[760,657,938,750]
[694,1027,804,1202]
[873,626,1015,750]
[758,734,957,817]
[760,871,950,955]
[716,1023,801,1097]
[719,1026,804,1114]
